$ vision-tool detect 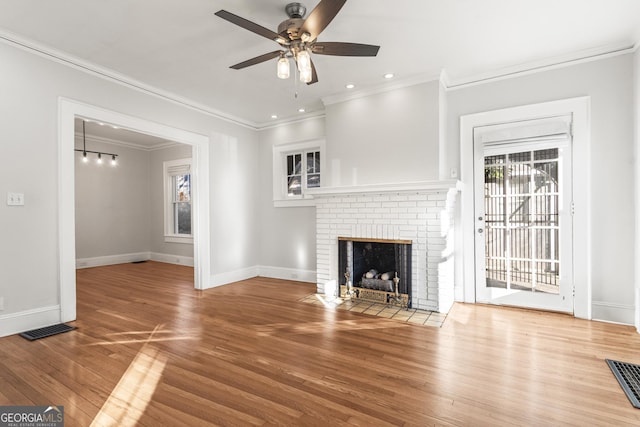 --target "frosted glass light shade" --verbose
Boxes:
[277,56,290,79]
